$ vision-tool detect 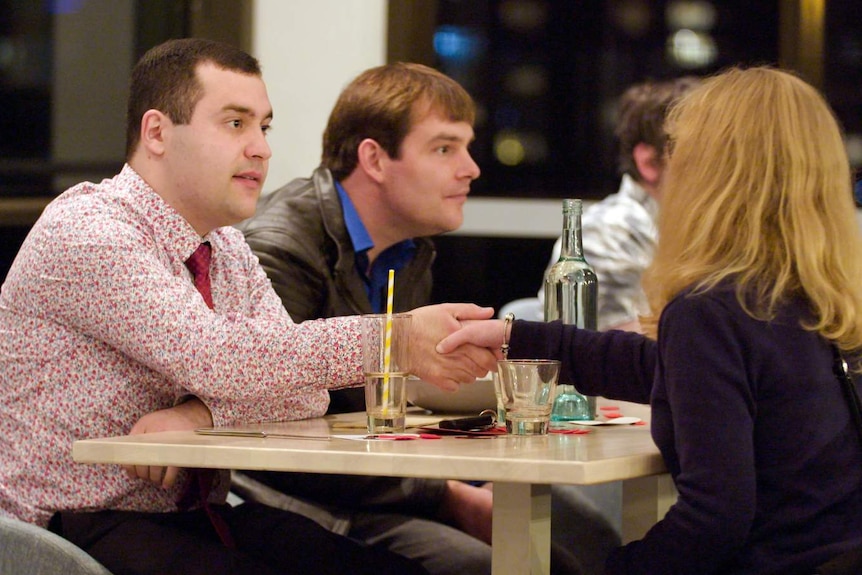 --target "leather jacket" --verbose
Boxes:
[235,168,448,518]
[238,167,435,323]
[239,167,436,412]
